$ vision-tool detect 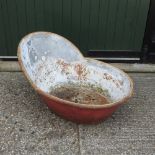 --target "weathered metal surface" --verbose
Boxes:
[18,32,133,123]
